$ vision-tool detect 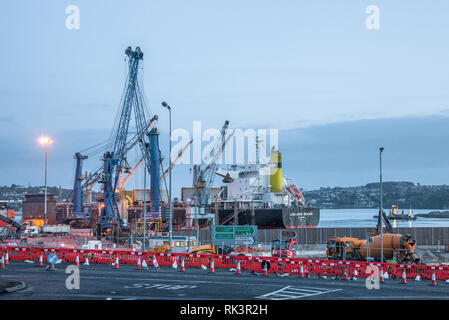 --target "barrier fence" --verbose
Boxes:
[1,245,449,282]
